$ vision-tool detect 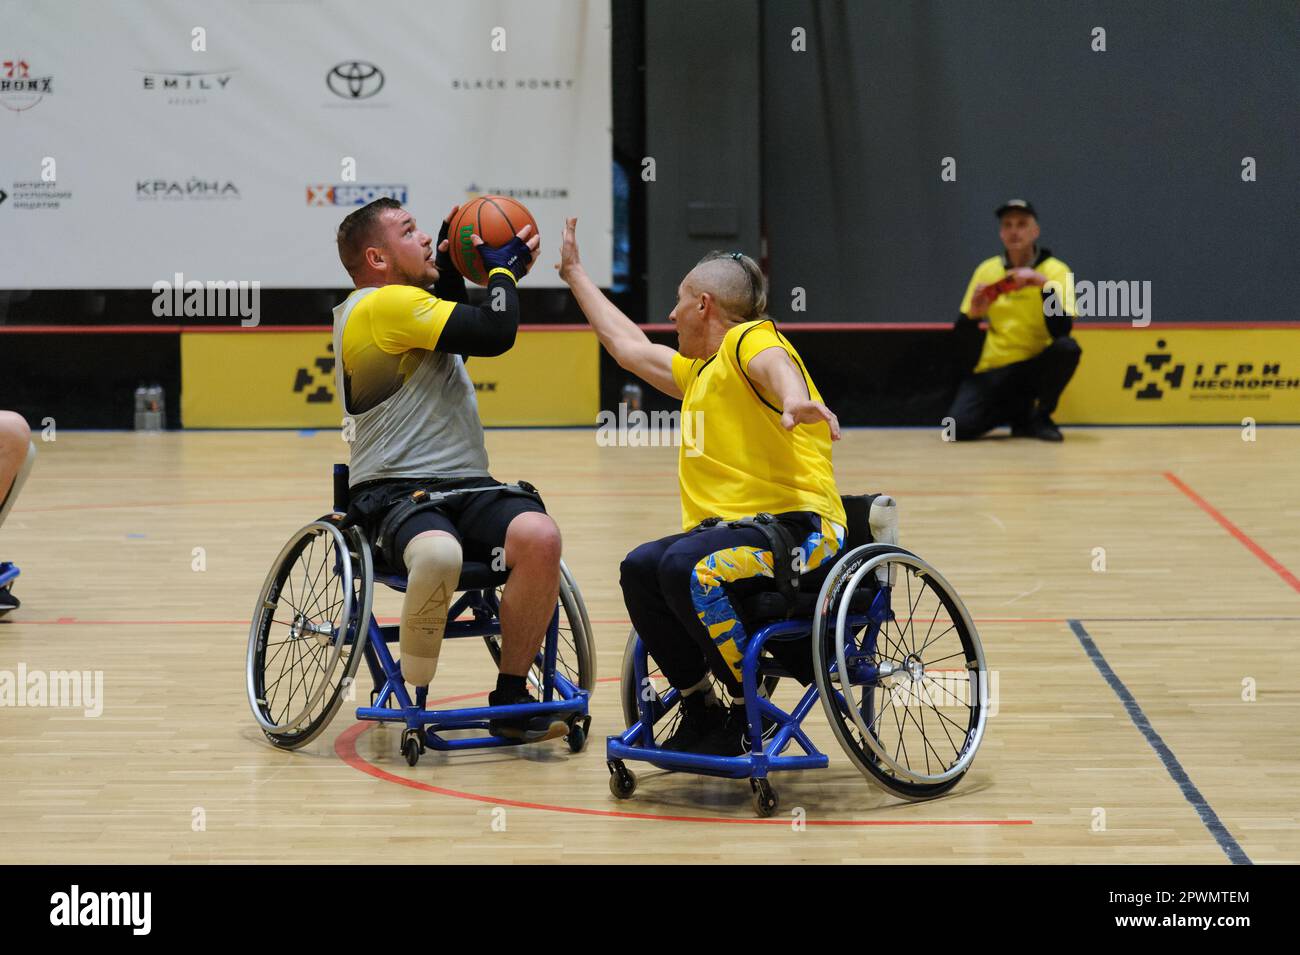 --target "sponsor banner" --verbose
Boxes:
[1056,328,1300,423]
[181,329,598,428]
[2,0,612,288]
